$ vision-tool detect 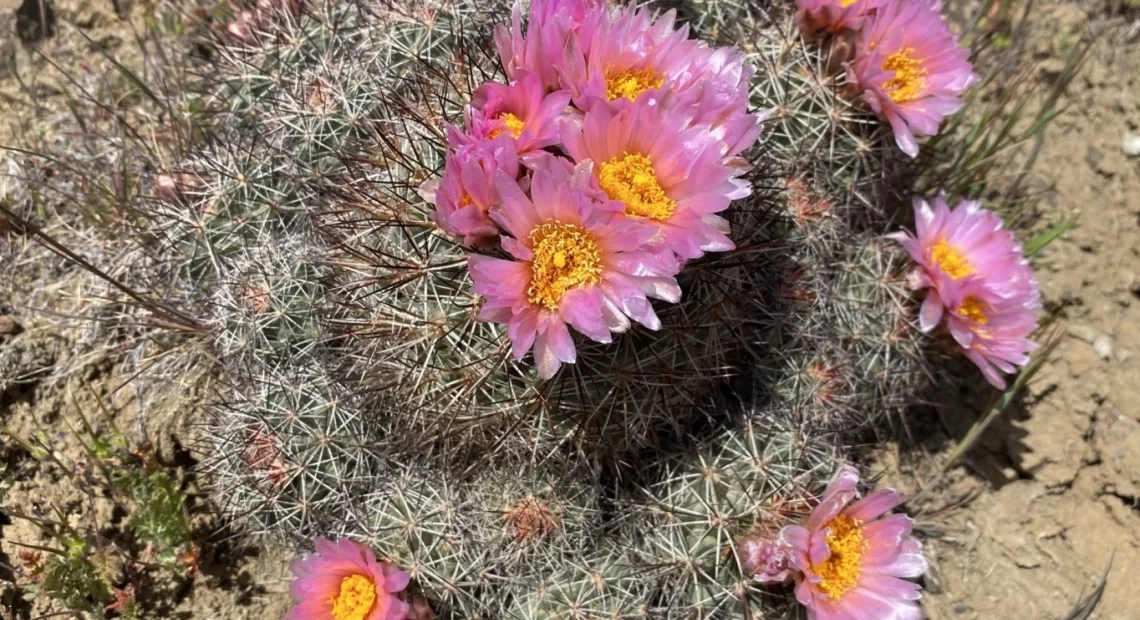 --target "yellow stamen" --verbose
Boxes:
[840,0,859,6]
[329,574,376,620]
[958,296,988,325]
[811,515,867,601]
[489,112,526,139]
[527,221,603,310]
[880,48,927,103]
[597,153,676,221]
[605,67,665,102]
[930,238,974,280]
